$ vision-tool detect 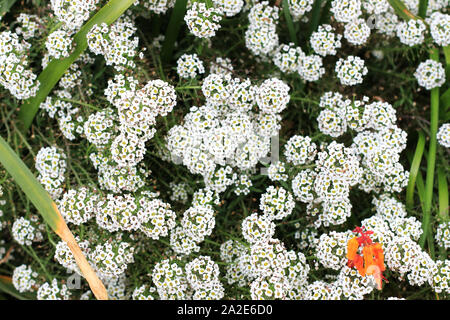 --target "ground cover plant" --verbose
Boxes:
[0,0,448,300]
